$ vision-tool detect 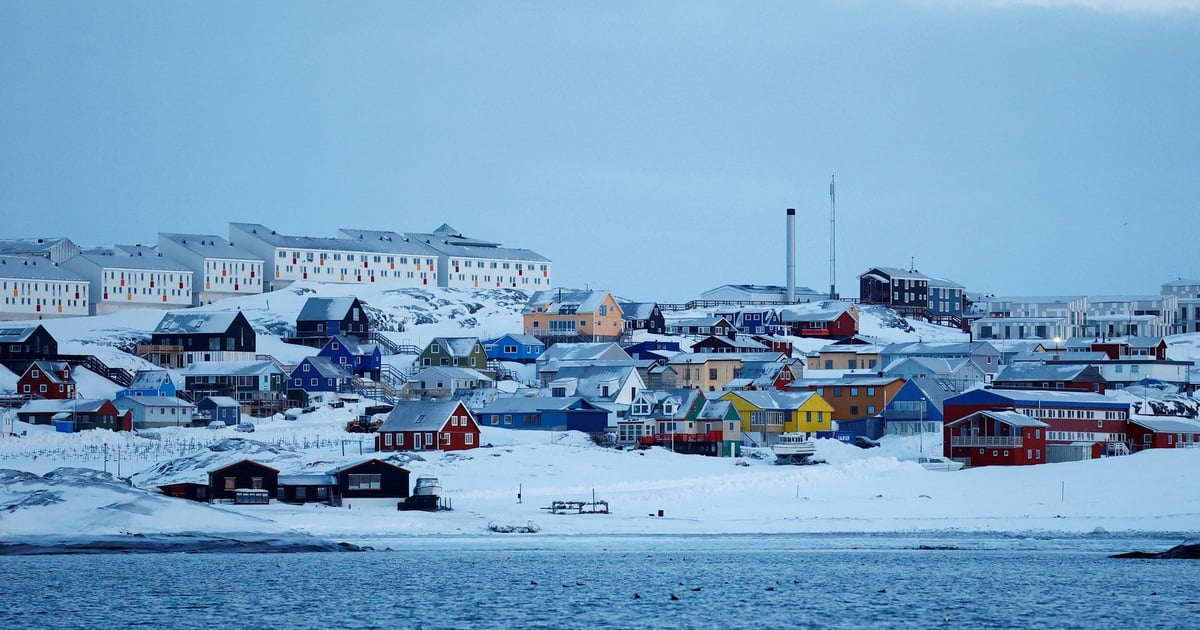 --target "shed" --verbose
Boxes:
[277,474,340,505]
